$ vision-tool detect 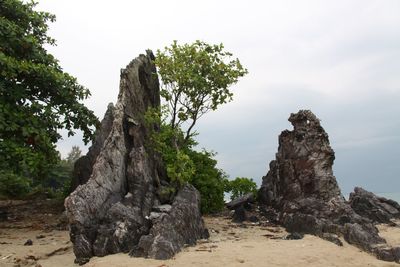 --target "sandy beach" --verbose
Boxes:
[1,208,400,267]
